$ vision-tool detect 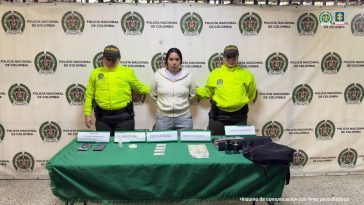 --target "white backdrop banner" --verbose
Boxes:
[0,3,364,178]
